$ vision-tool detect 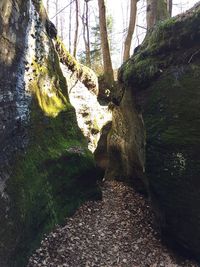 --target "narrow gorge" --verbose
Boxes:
[0,0,200,266]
